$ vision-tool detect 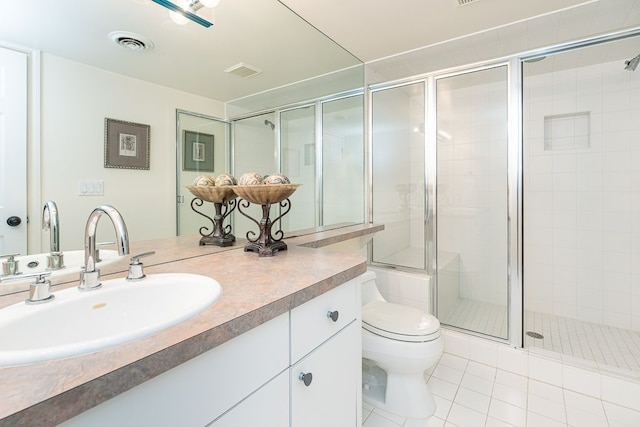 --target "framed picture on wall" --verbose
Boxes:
[104,118,150,170]
[183,130,214,171]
